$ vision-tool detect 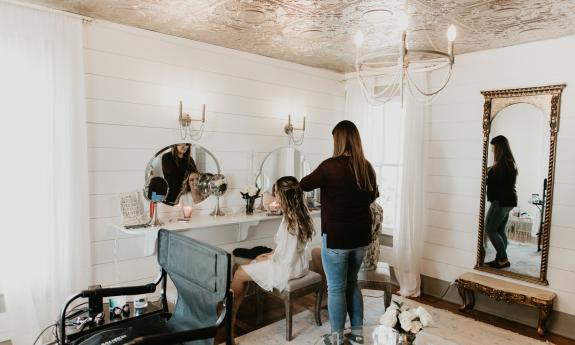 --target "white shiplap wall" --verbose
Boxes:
[425,35,575,317]
[85,21,344,288]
